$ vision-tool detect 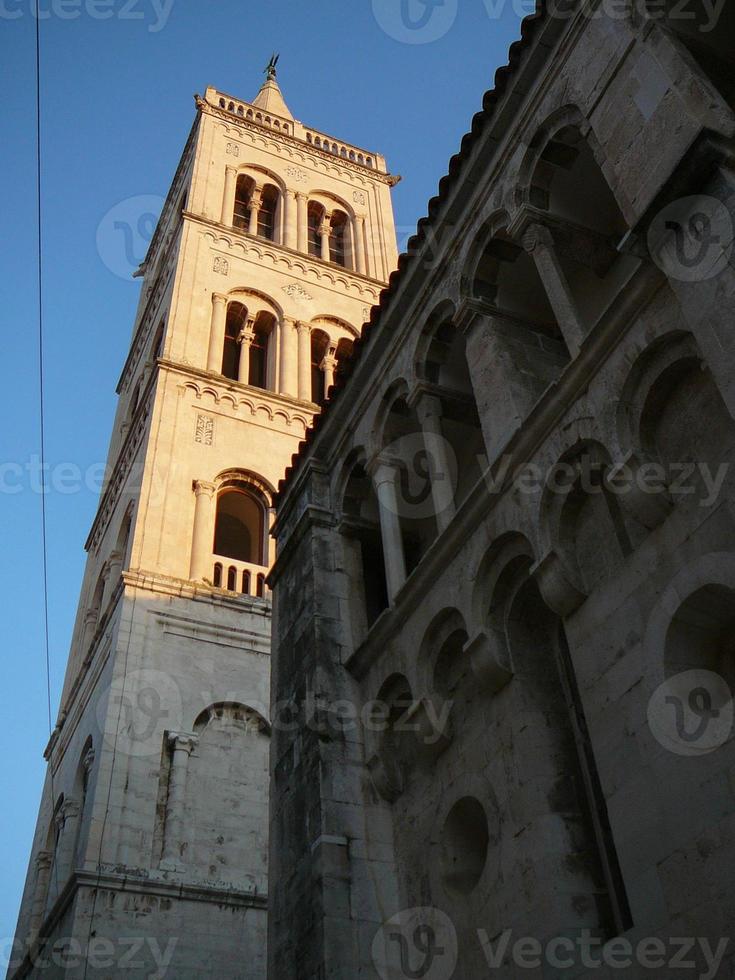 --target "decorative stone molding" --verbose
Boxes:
[225,142,240,157]
[195,414,215,445]
[213,256,229,275]
[466,630,513,692]
[286,166,307,183]
[282,282,313,301]
[530,550,586,618]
